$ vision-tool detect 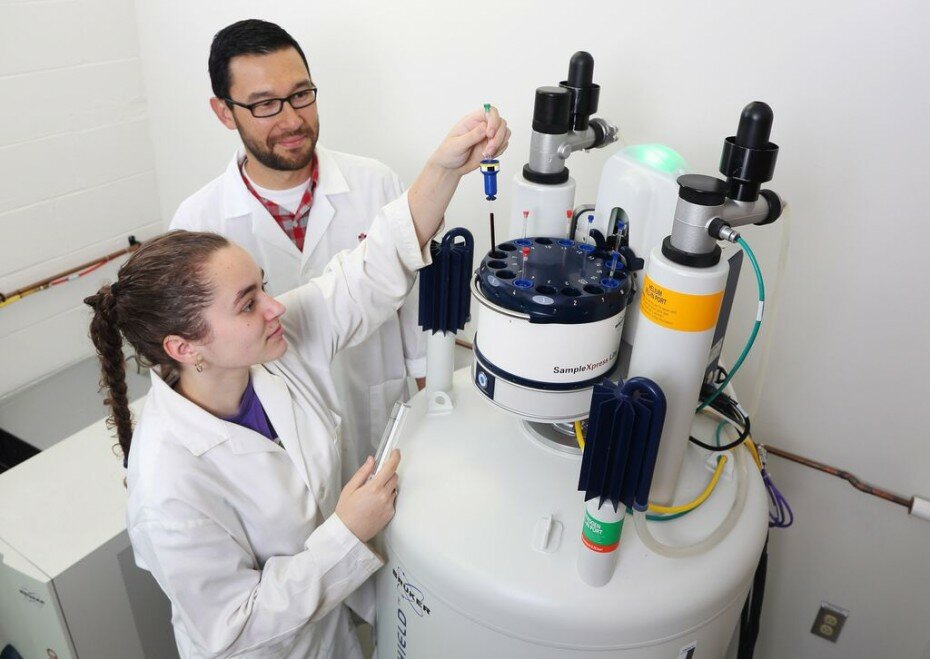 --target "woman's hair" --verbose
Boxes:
[84,231,230,462]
